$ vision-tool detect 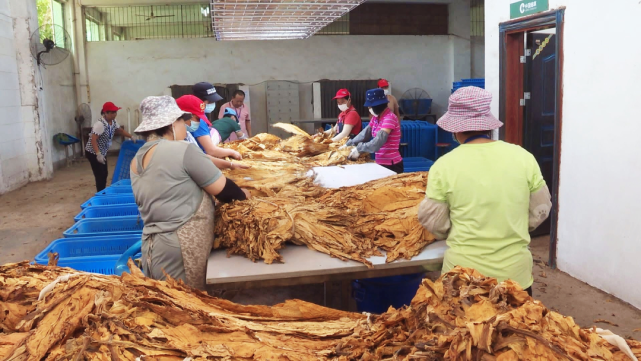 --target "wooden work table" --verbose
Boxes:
[205,163,446,303]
